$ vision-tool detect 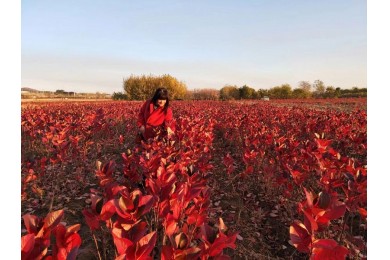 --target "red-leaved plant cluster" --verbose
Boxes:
[21,99,366,259]
[212,101,366,259]
[21,209,81,260]
[82,112,238,259]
